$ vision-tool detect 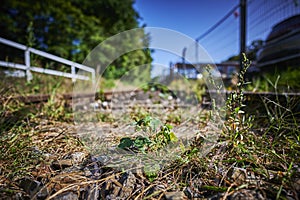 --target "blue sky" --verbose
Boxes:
[133,0,239,76]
